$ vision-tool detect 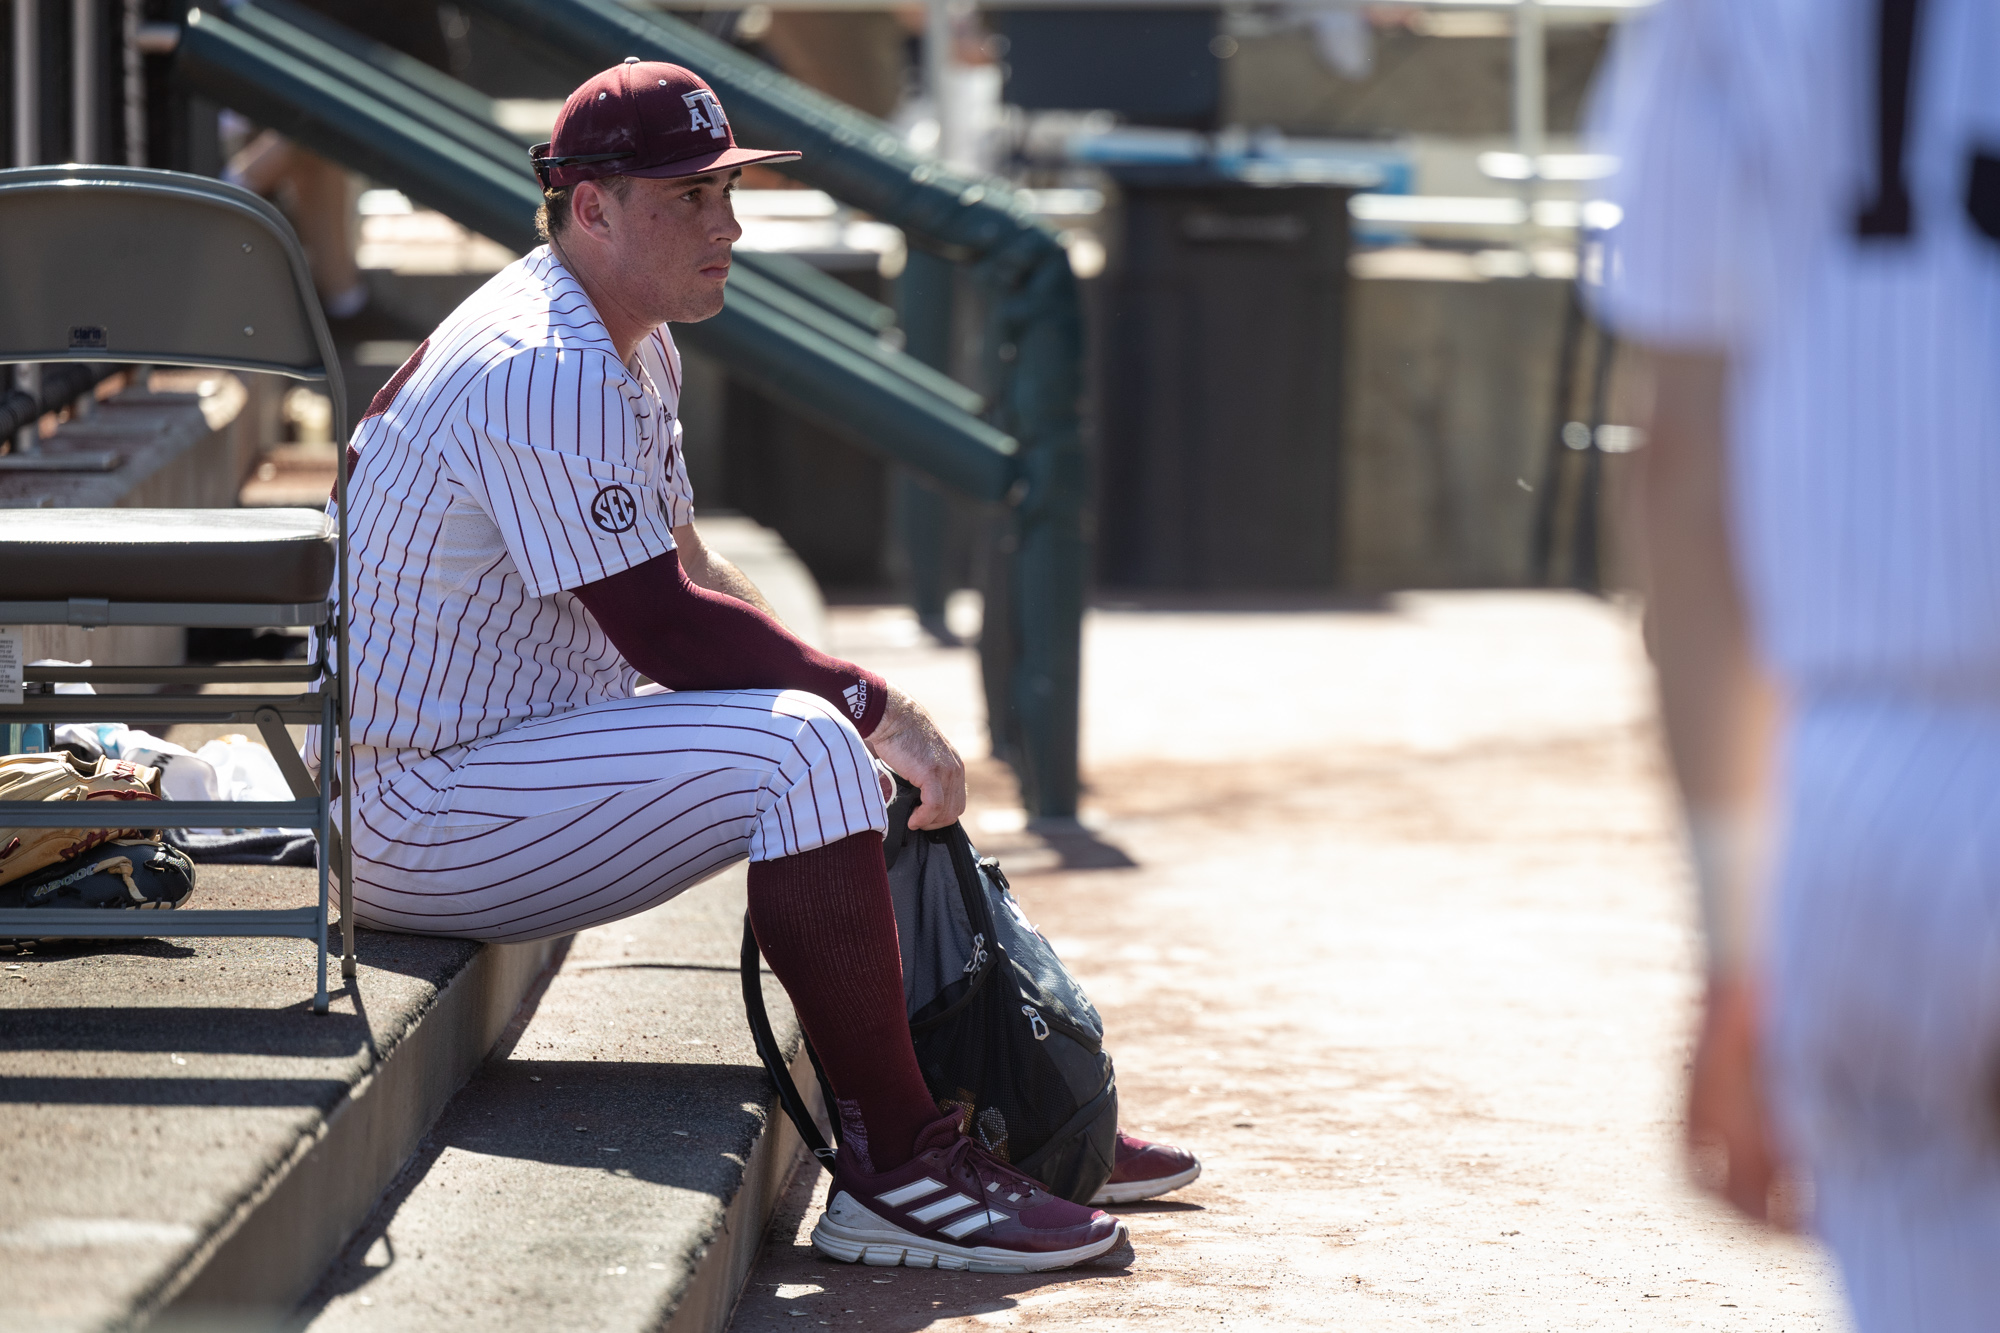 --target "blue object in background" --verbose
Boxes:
[1068,126,1406,186]
[3,724,50,755]
[1067,127,1417,248]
